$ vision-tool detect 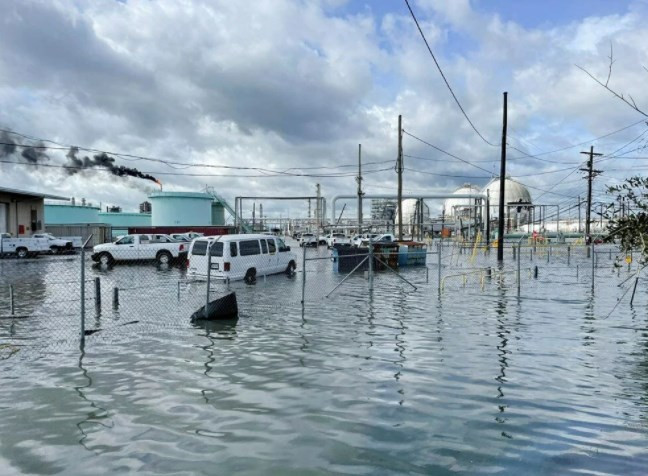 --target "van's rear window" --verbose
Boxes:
[239,240,261,256]
[192,240,208,255]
